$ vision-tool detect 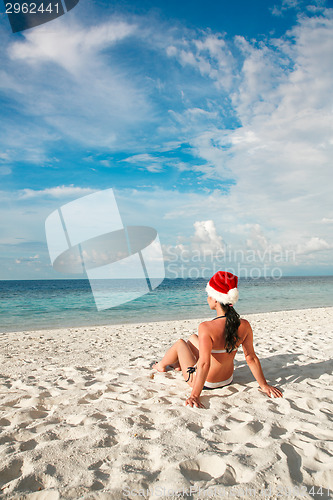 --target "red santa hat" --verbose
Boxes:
[205,271,239,305]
